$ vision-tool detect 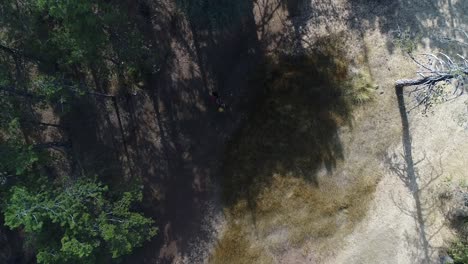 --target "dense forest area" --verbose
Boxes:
[0,0,262,263]
[1,0,467,264]
[0,1,163,263]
